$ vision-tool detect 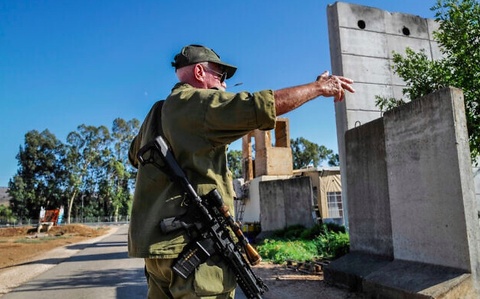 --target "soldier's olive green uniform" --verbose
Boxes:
[128,82,276,298]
